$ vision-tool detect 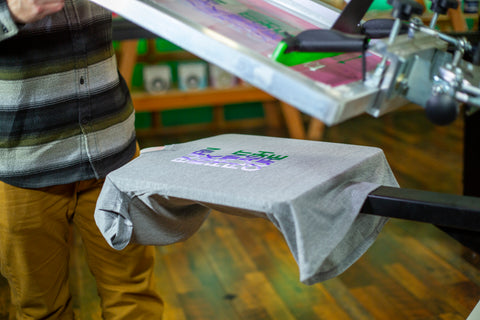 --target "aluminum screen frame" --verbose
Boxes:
[91,0,385,125]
